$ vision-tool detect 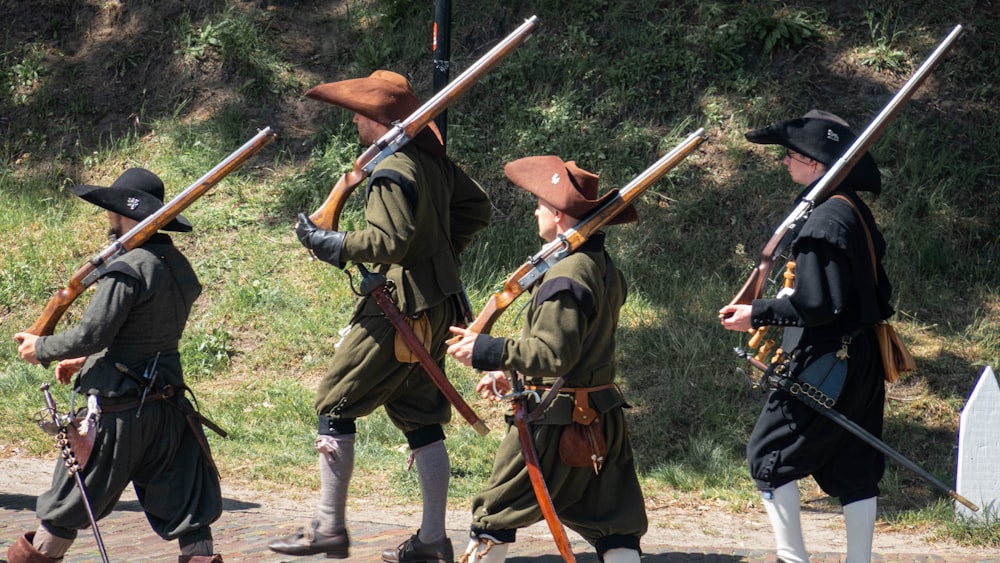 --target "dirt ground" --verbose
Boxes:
[0,456,990,558]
